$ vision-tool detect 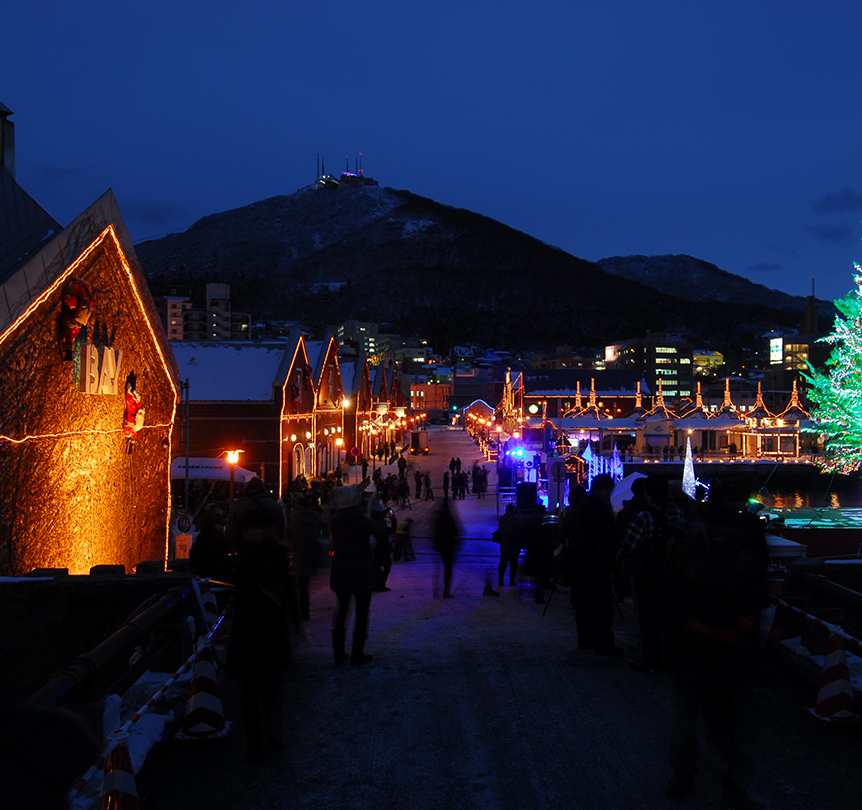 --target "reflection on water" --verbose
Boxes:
[758,490,856,509]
